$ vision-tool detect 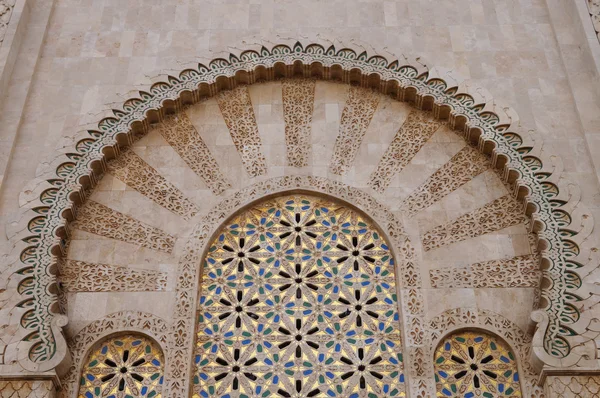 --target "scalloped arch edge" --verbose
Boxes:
[1,40,596,374]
